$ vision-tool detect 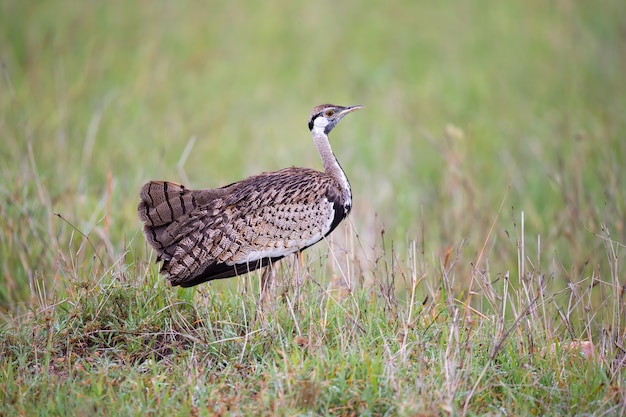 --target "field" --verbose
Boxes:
[1,1,625,415]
